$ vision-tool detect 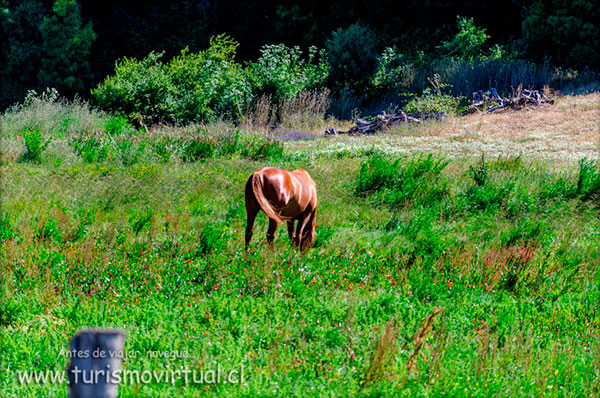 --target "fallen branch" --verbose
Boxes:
[325,110,446,136]
[468,85,554,114]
